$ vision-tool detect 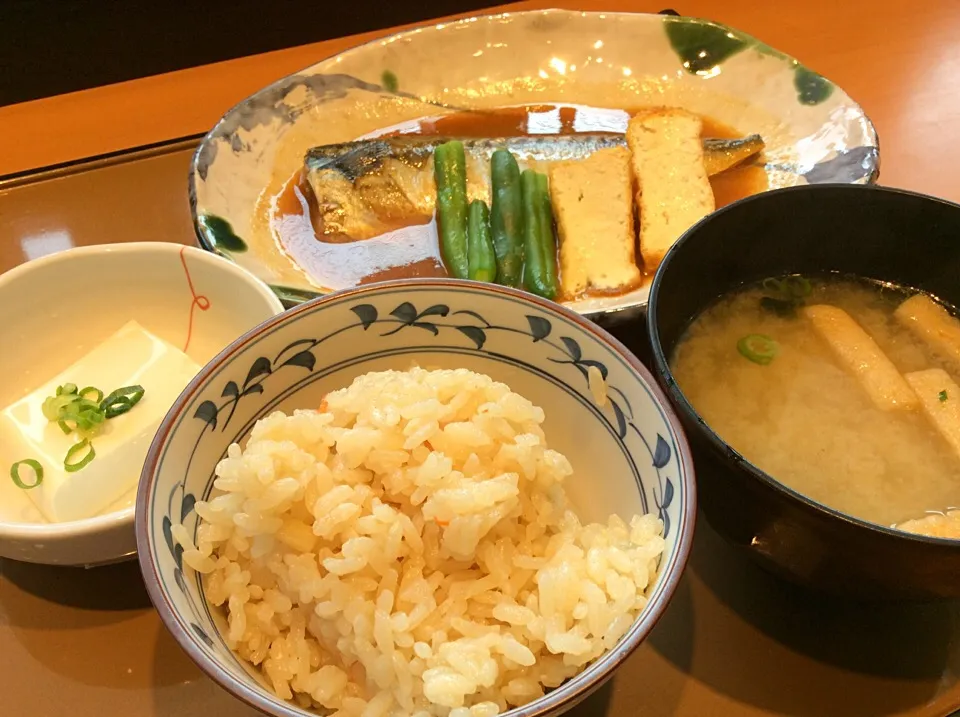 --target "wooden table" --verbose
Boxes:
[2,2,960,716]
[4,0,960,203]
